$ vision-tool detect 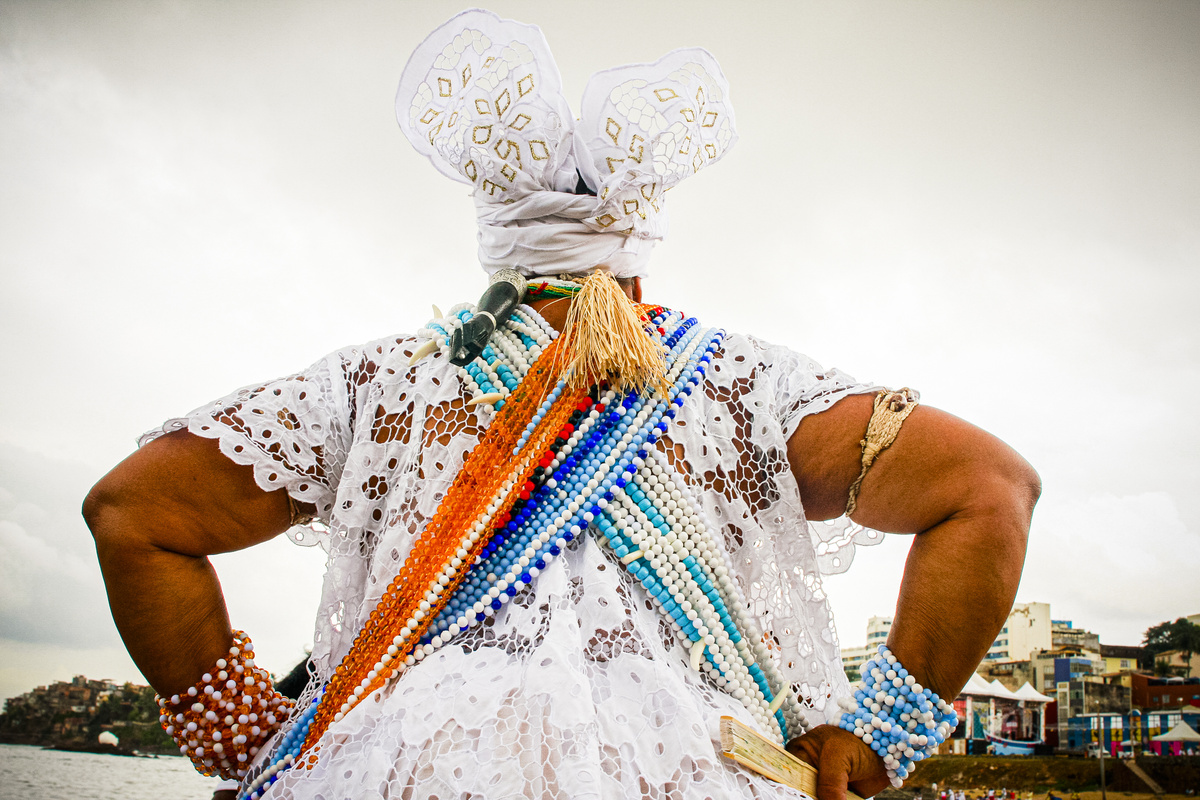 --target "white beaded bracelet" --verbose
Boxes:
[836,644,958,787]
